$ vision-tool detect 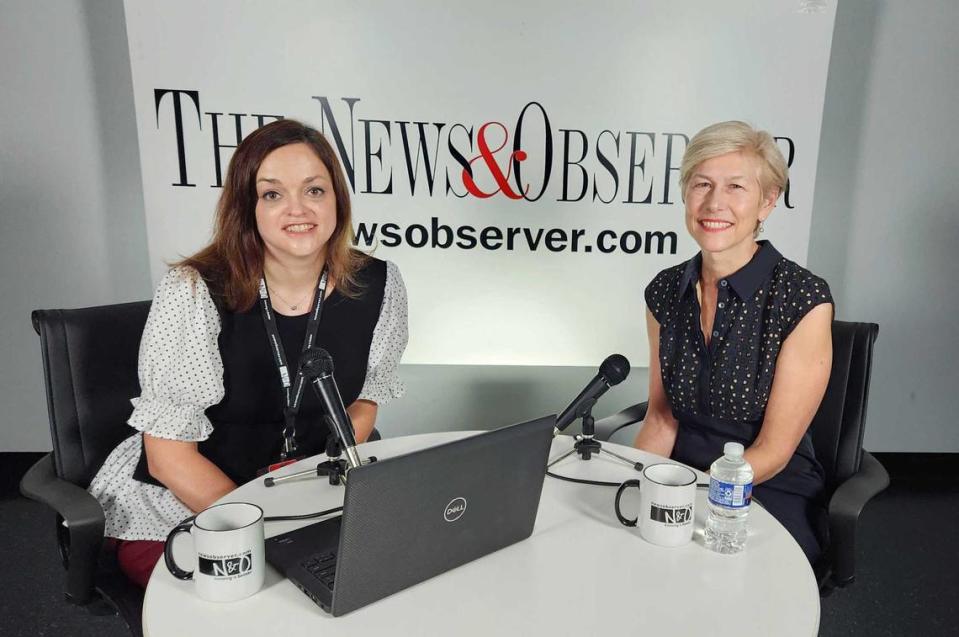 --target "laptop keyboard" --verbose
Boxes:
[300,550,338,591]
